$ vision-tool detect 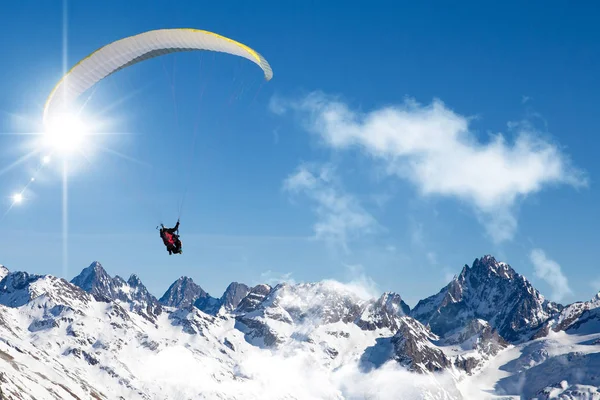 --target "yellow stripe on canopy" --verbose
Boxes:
[43,28,273,123]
